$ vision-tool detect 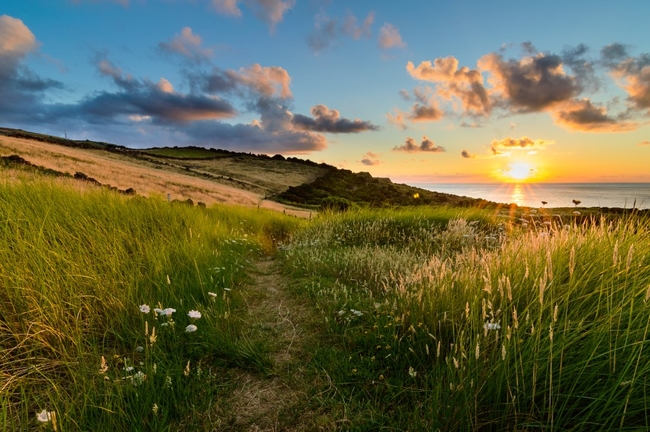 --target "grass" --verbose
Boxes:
[3,170,650,430]
[280,207,650,430]
[0,174,303,431]
[141,147,229,159]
